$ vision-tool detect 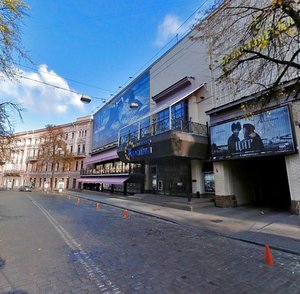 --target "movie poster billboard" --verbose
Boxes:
[92,72,150,150]
[210,105,296,161]
[203,172,215,193]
